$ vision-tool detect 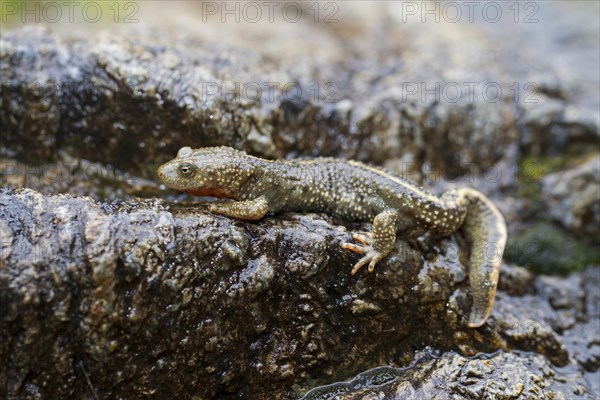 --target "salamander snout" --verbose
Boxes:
[157,164,167,181]
[157,162,178,188]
